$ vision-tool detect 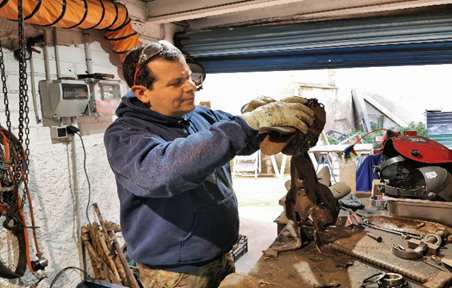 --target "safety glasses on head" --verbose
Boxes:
[133,42,164,86]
